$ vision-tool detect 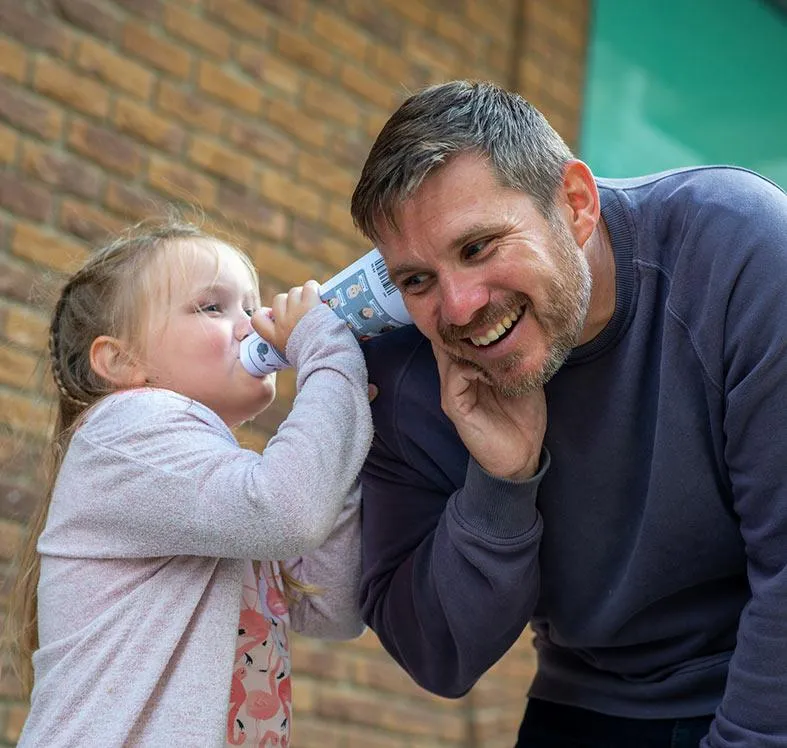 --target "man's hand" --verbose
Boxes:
[433,344,546,481]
